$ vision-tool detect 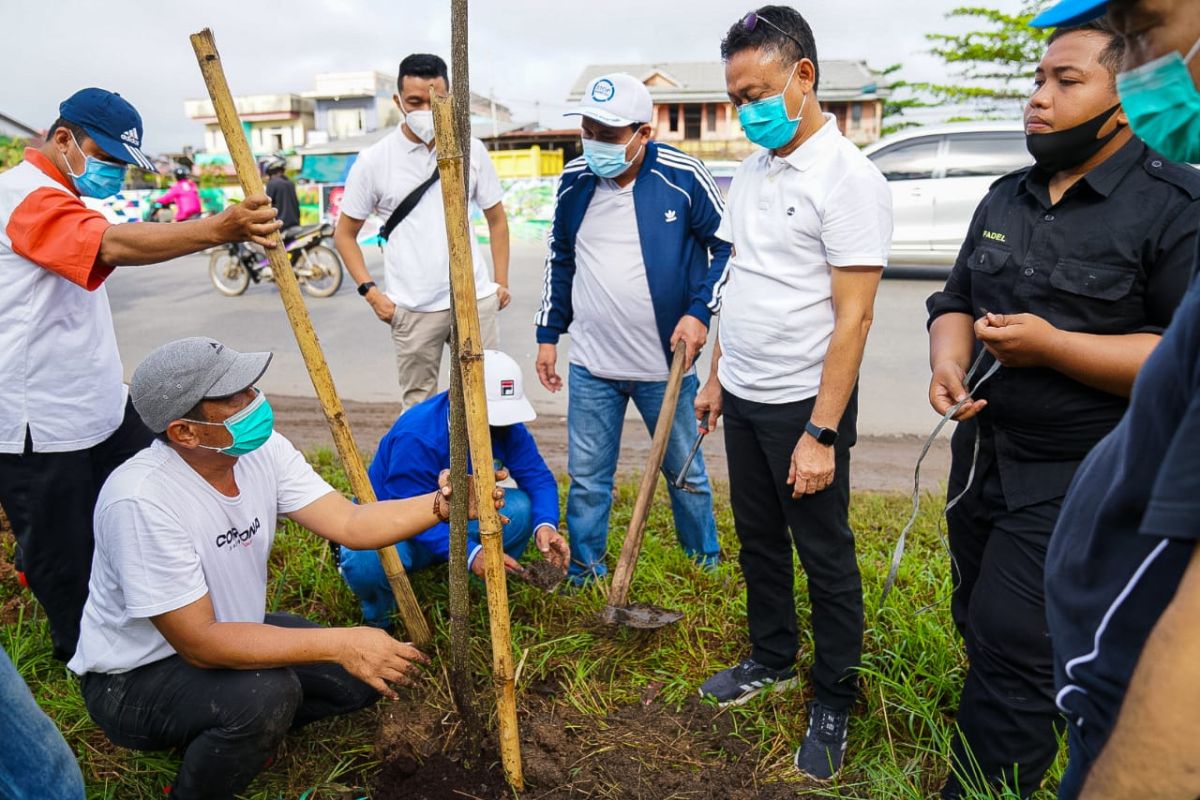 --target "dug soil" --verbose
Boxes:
[372,685,801,800]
